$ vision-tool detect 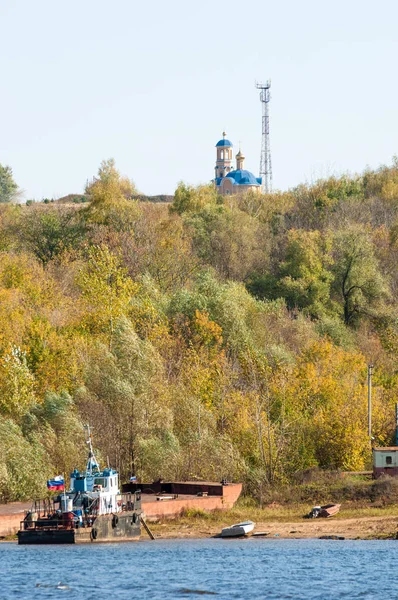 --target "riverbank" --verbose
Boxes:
[2,498,398,542]
[3,512,398,542]
[147,503,398,540]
